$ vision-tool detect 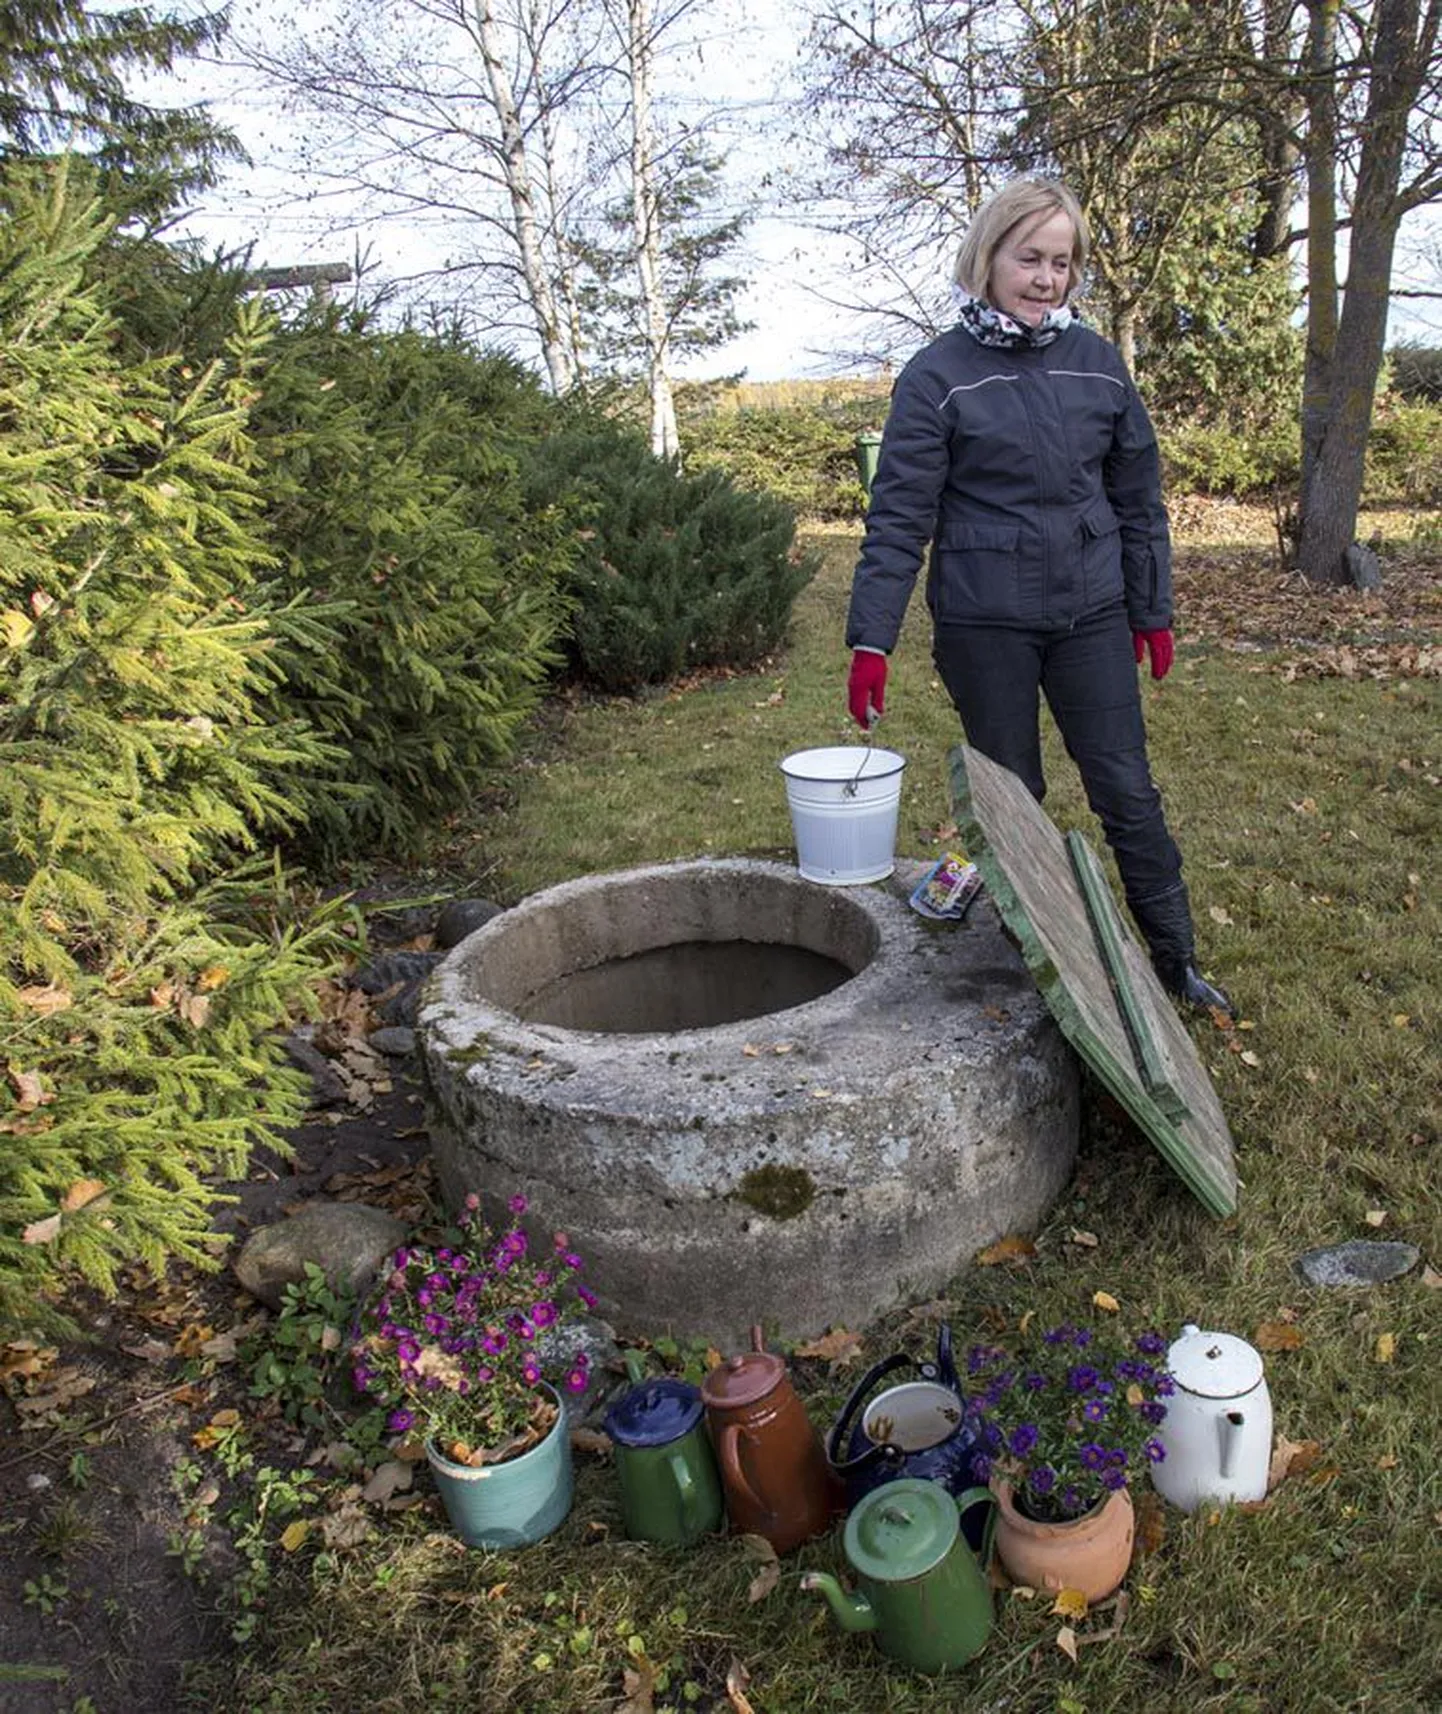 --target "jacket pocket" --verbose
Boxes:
[929,522,1022,623]
[1078,499,1122,607]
